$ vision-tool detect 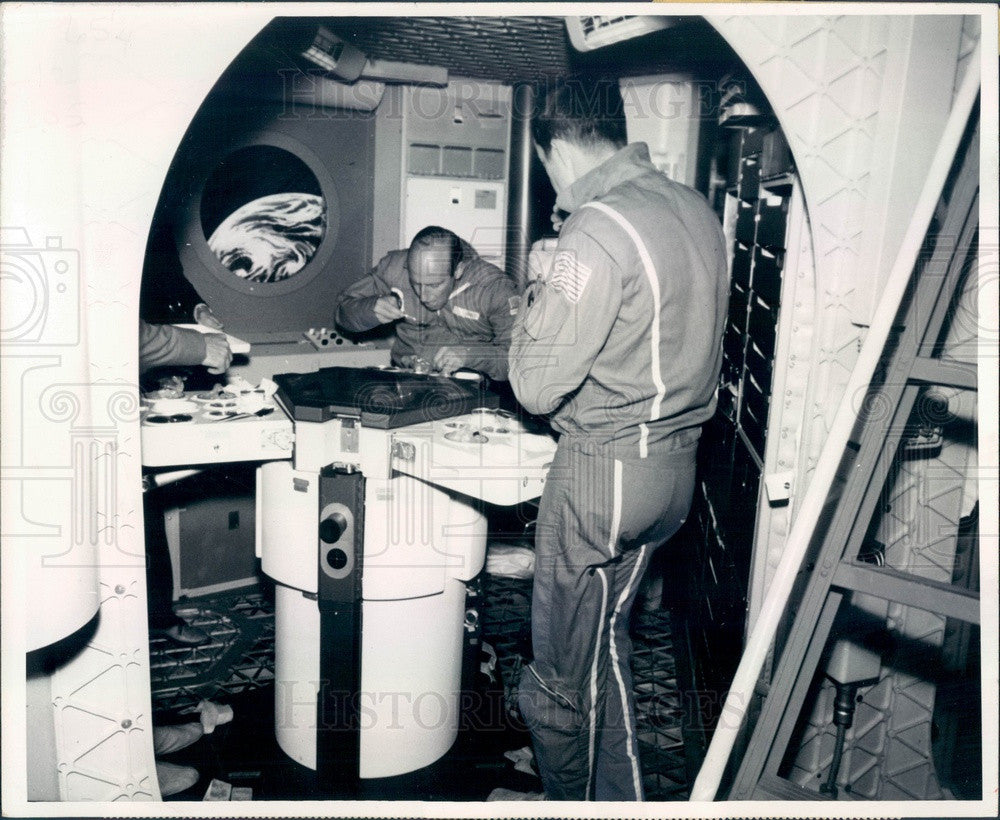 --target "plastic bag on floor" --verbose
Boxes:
[179,699,234,734]
[486,543,535,579]
[479,641,499,684]
[503,745,536,776]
